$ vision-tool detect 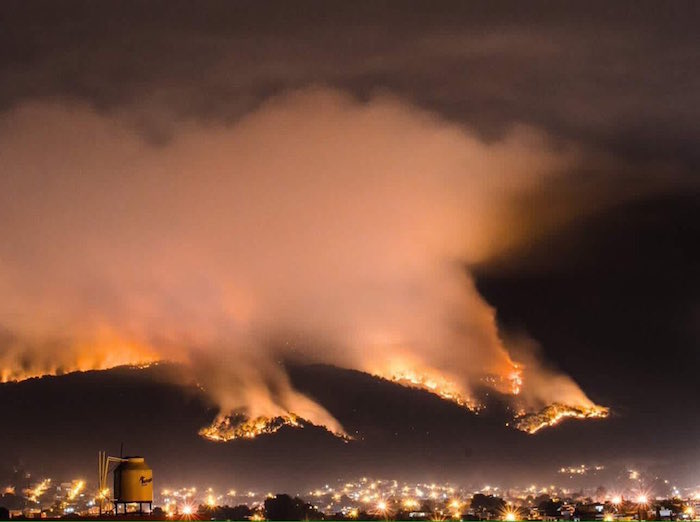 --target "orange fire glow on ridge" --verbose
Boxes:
[1,359,156,384]
[198,412,349,442]
[1,350,608,439]
[199,413,302,441]
[1,352,609,439]
[514,403,610,434]
[0,334,159,384]
[366,359,607,435]
[382,370,482,412]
